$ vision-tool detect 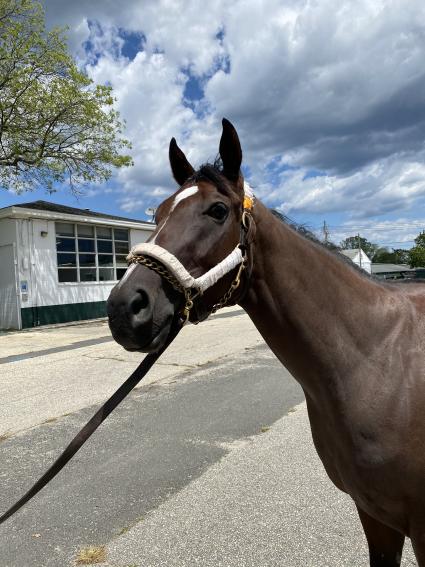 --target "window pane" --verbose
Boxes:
[79,254,96,267]
[56,222,74,237]
[57,253,77,267]
[58,269,78,282]
[80,268,97,282]
[98,254,114,267]
[115,254,128,267]
[99,268,115,281]
[114,228,129,241]
[77,224,94,237]
[97,240,113,253]
[116,268,127,280]
[56,237,75,252]
[97,226,112,239]
[78,238,95,252]
[114,241,129,254]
